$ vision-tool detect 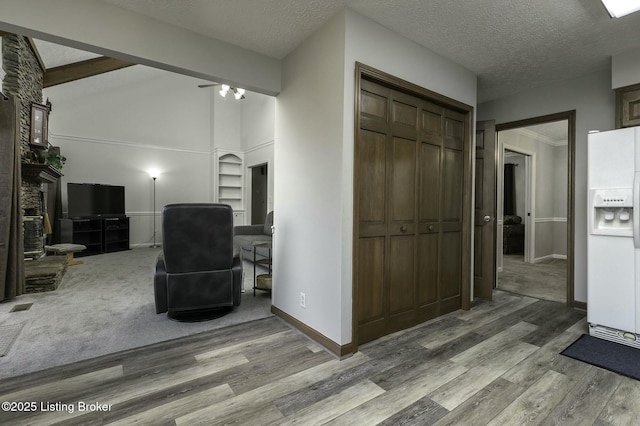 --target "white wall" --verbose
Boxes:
[478,68,615,303]
[242,92,275,216]
[44,66,212,247]
[499,129,567,261]
[498,129,567,266]
[45,65,275,247]
[210,91,243,212]
[612,47,640,89]
[209,89,275,218]
[274,10,347,343]
[244,144,274,218]
[0,0,280,95]
[503,151,527,217]
[212,93,242,151]
[275,9,478,346]
[497,151,527,270]
[242,92,276,151]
